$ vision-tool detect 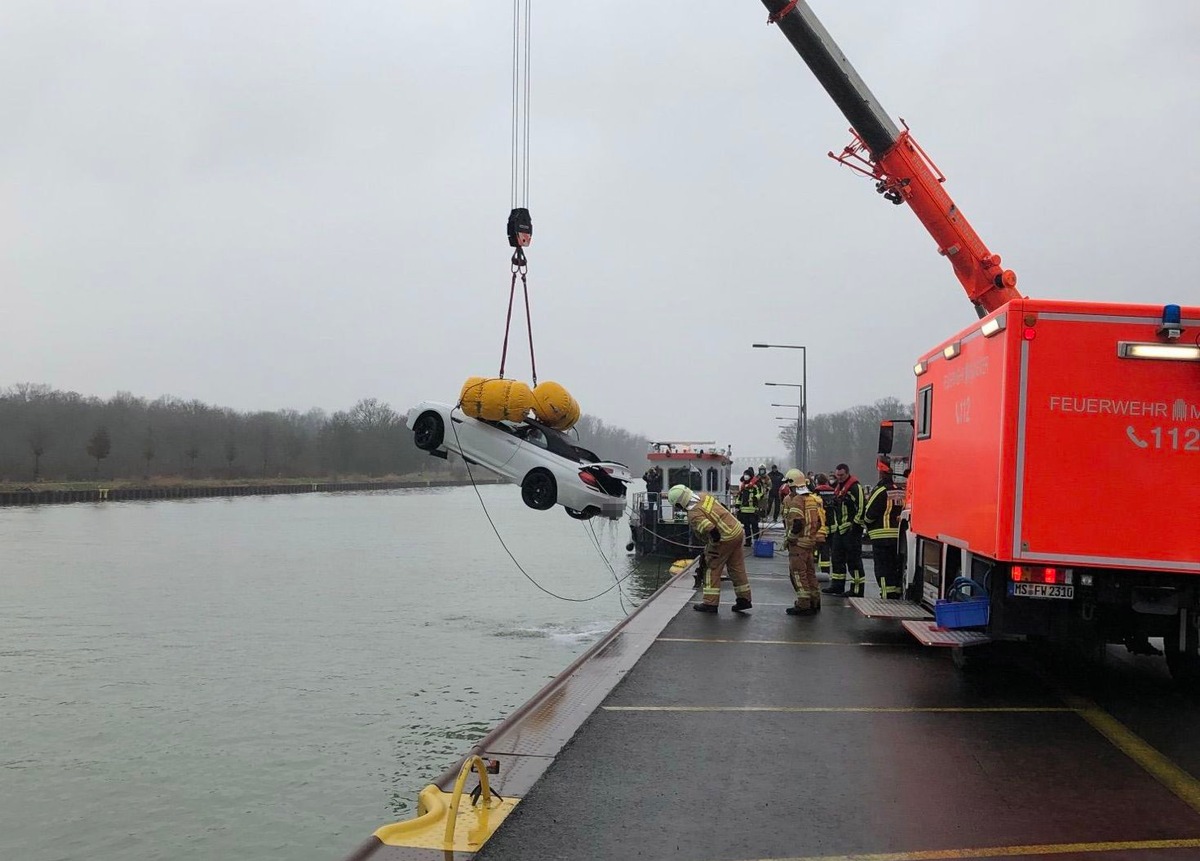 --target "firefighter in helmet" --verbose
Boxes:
[736,468,762,547]
[667,484,752,614]
[864,457,904,599]
[781,469,823,614]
